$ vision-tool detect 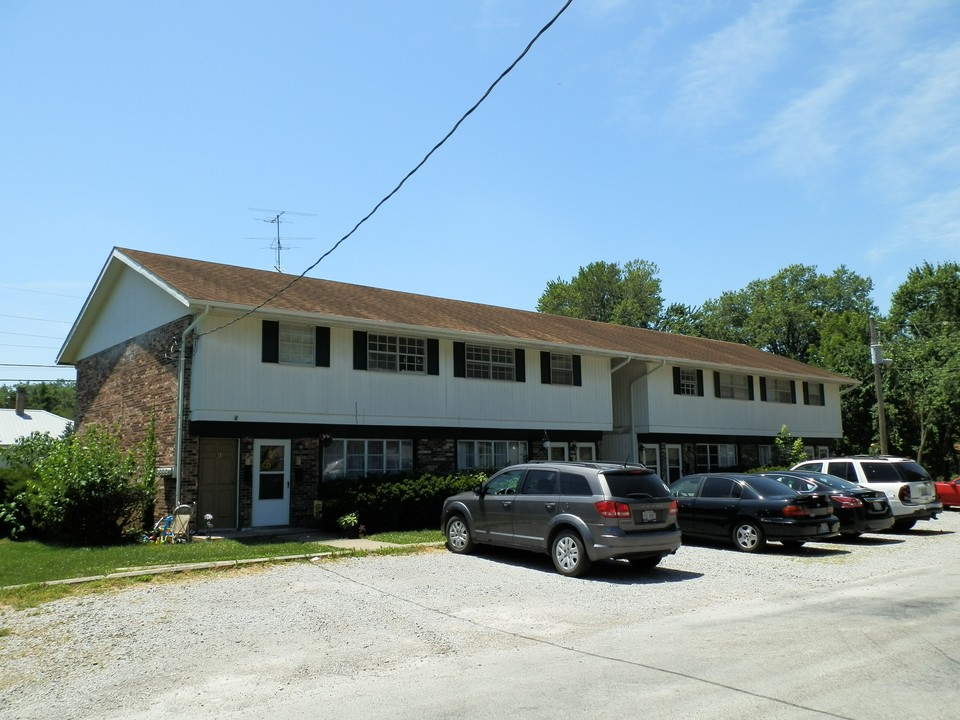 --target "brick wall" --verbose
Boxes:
[75,316,192,515]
